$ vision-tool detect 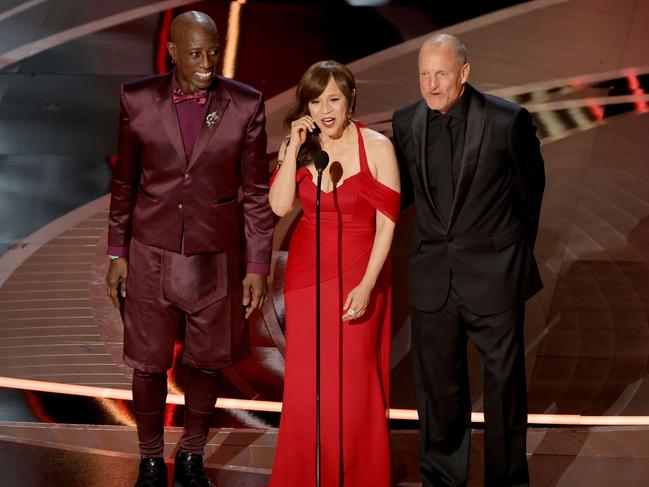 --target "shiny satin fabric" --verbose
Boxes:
[108,70,272,370]
[108,71,273,263]
[123,239,246,372]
